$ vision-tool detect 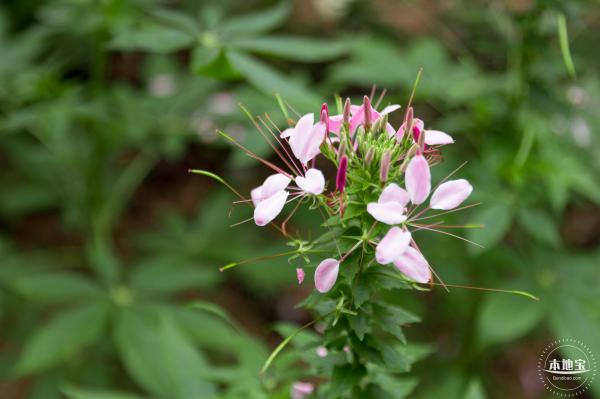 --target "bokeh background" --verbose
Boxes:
[1,0,599,398]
